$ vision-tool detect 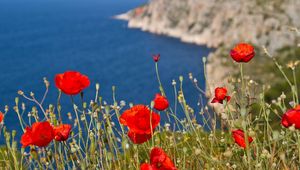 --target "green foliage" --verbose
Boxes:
[0,144,24,169]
